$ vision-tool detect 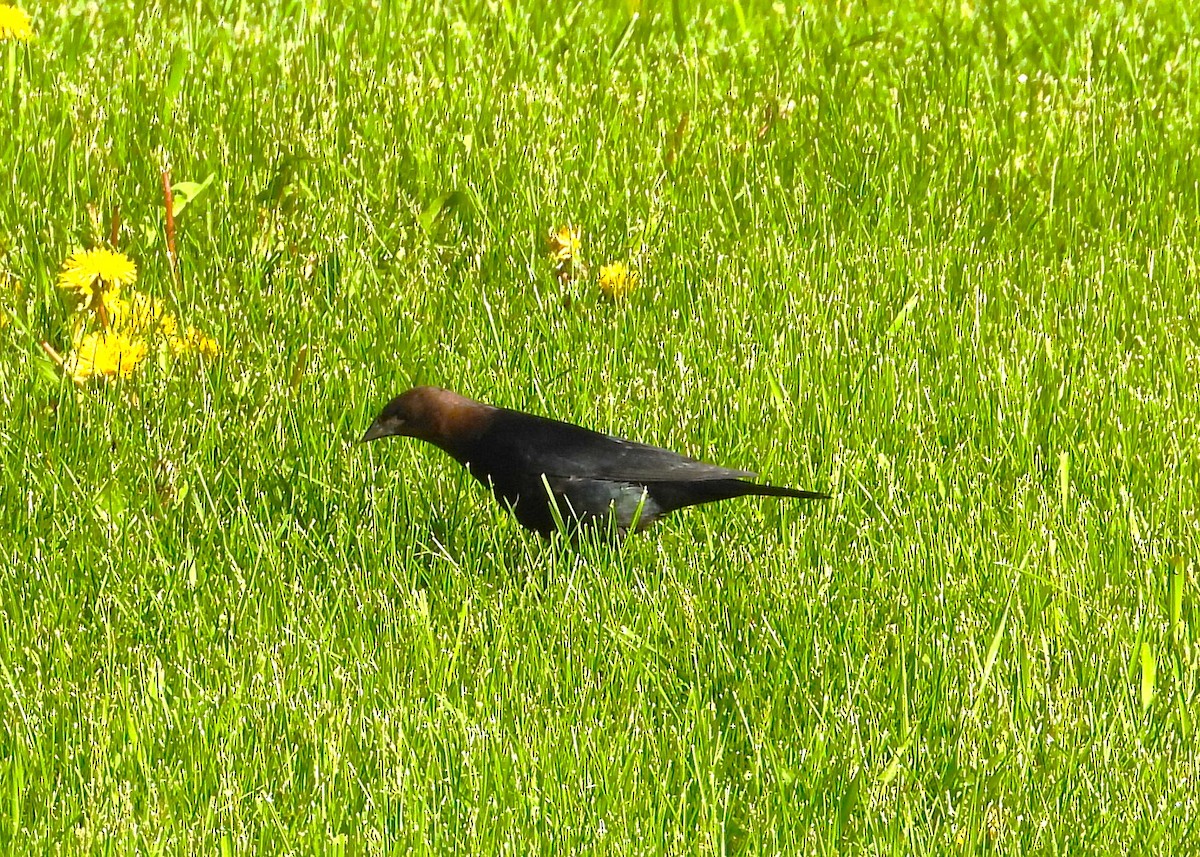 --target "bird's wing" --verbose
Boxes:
[486,409,756,483]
